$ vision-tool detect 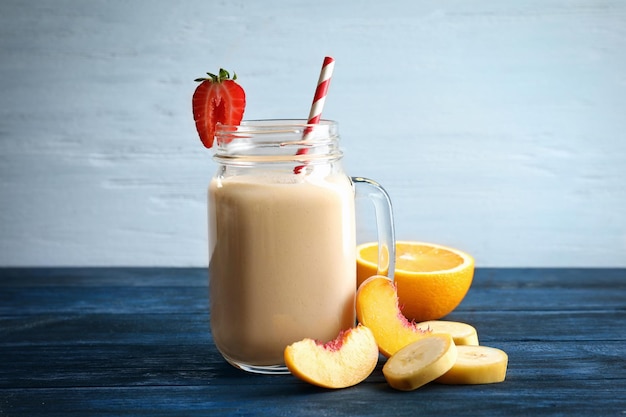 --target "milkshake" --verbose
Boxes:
[209,172,356,368]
